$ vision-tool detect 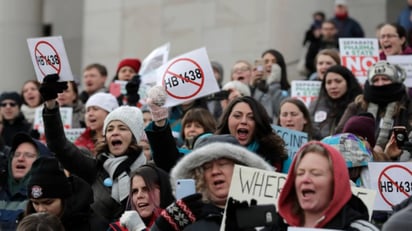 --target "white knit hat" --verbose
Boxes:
[85,92,119,113]
[103,106,144,141]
